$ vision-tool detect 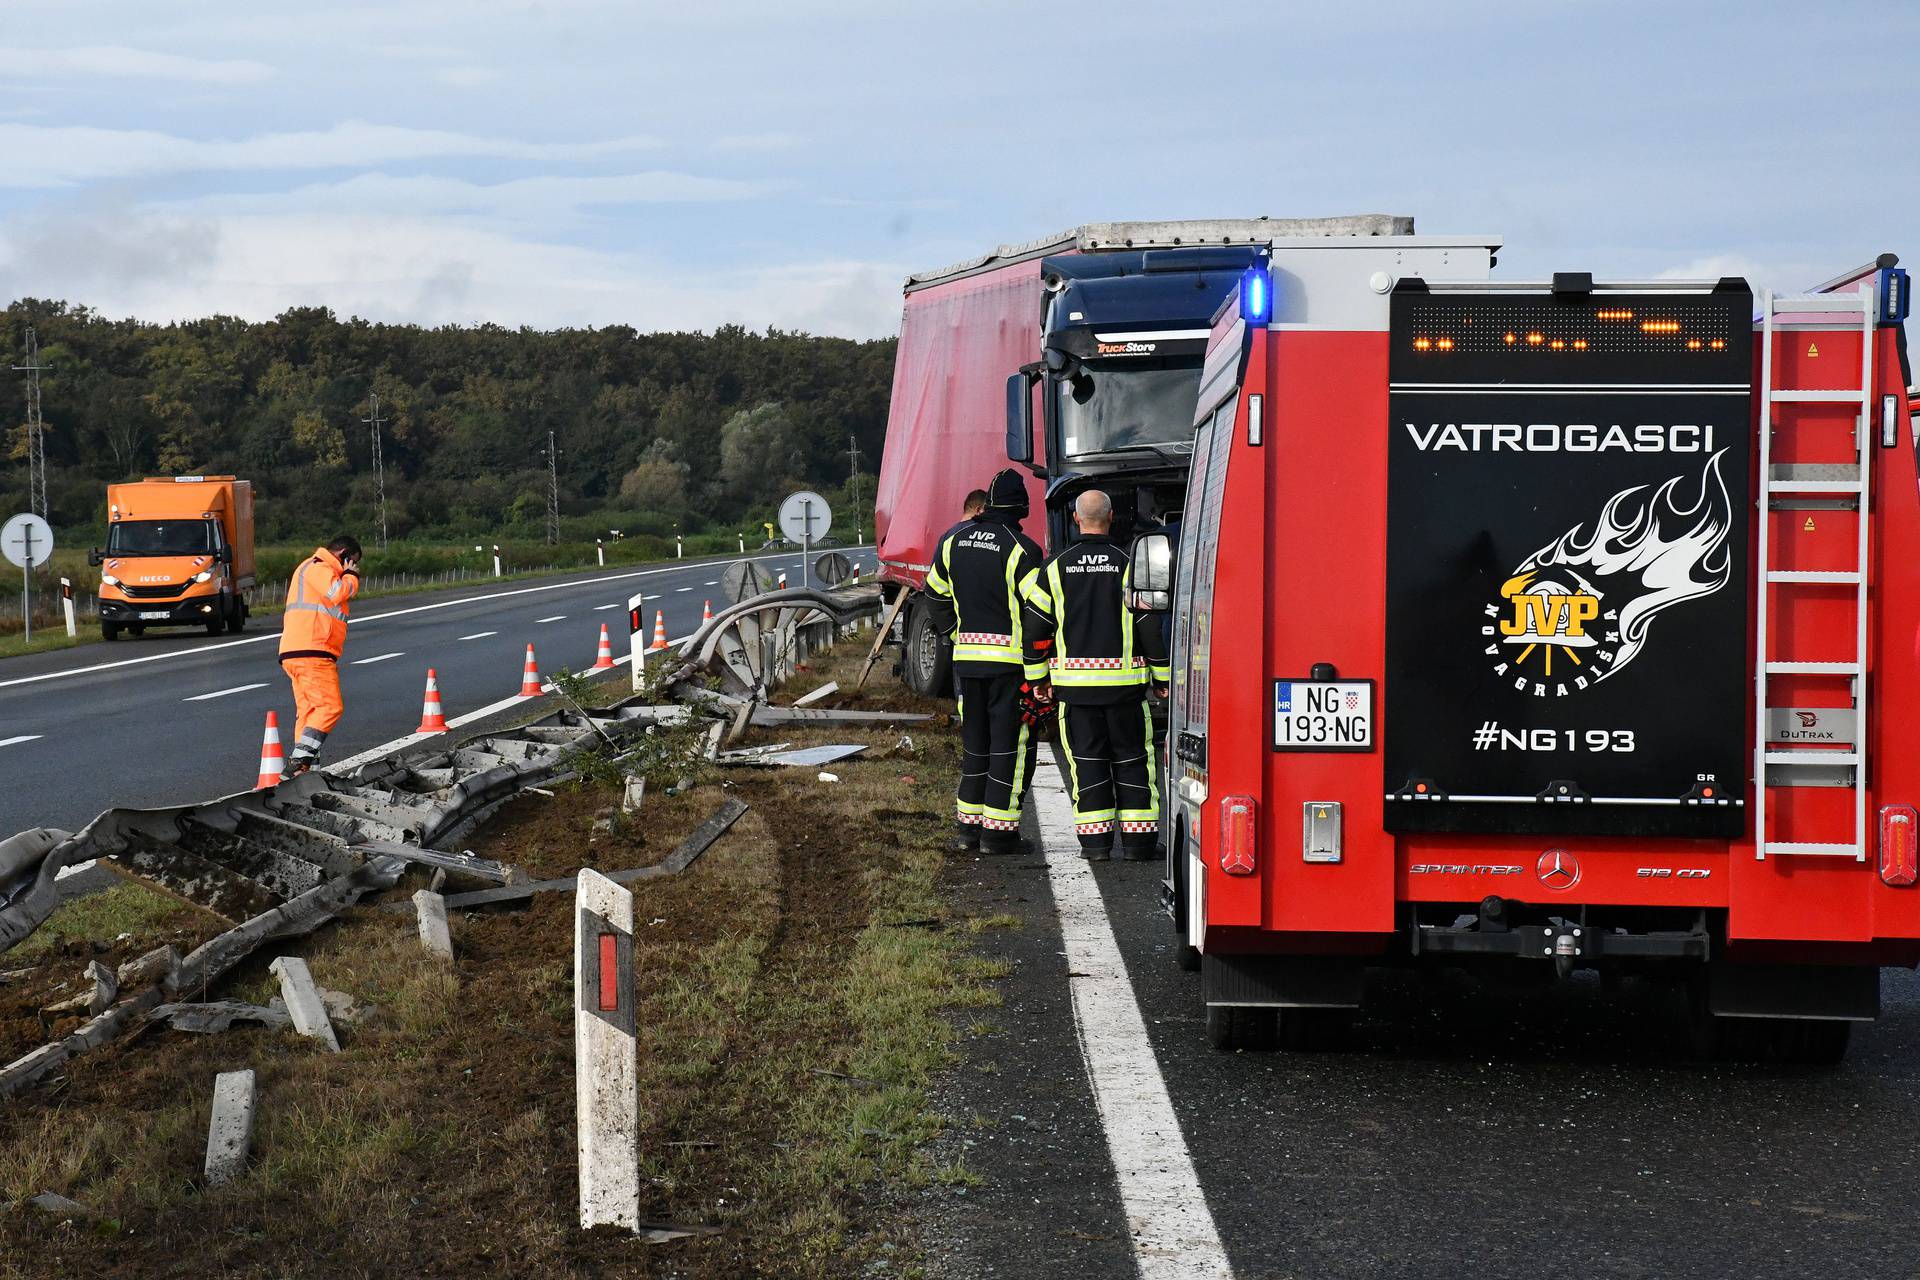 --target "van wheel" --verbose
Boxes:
[204,614,224,635]
[1206,1005,1276,1051]
[102,623,121,641]
[231,601,248,633]
[902,601,952,698]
